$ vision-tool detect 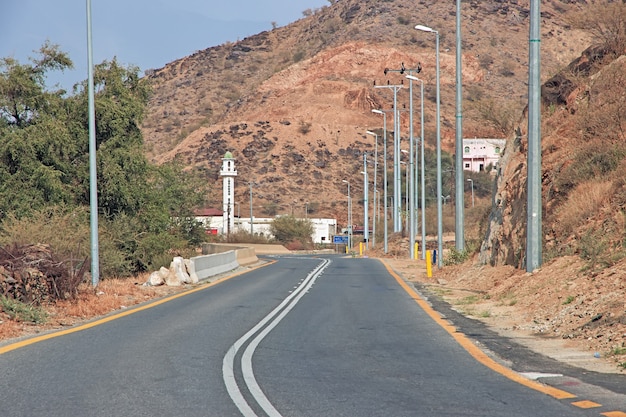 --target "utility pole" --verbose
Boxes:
[527,0,542,272]
[374,84,403,232]
[455,0,465,252]
[384,63,422,259]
